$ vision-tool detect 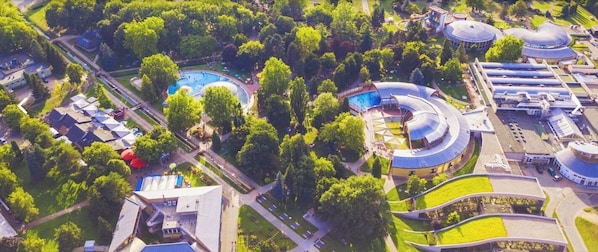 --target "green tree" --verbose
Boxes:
[140,74,157,102]
[331,1,358,41]
[407,175,423,196]
[66,63,84,84]
[10,141,22,161]
[404,19,428,42]
[317,79,338,95]
[409,68,425,86]
[266,95,291,131]
[3,104,26,131]
[24,144,46,181]
[256,239,279,252]
[372,156,382,178]
[0,236,22,252]
[54,222,82,252]
[25,74,49,101]
[399,45,422,77]
[319,176,387,242]
[320,52,337,70]
[179,35,218,59]
[432,173,448,186]
[319,113,365,154]
[237,118,279,177]
[20,118,53,148]
[290,77,308,131]
[237,41,265,69]
[123,17,165,59]
[484,14,495,26]
[95,84,114,109]
[442,58,463,83]
[138,54,179,96]
[215,15,238,42]
[211,132,221,151]
[312,92,339,128]
[271,171,286,203]
[87,172,131,219]
[0,88,16,112]
[259,58,291,108]
[8,187,38,222]
[0,165,18,199]
[509,0,528,18]
[44,140,83,183]
[295,26,322,57]
[440,39,453,66]
[485,35,524,62]
[466,0,484,11]
[97,216,114,245]
[165,89,202,132]
[446,211,461,225]
[133,126,176,164]
[305,5,333,27]
[55,180,82,210]
[203,86,240,129]
[19,232,45,252]
[455,42,468,63]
